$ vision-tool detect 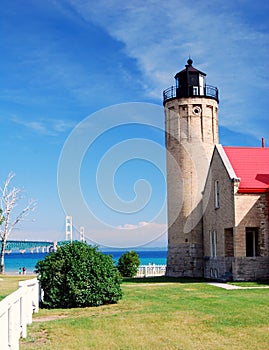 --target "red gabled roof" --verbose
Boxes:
[223,147,269,193]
